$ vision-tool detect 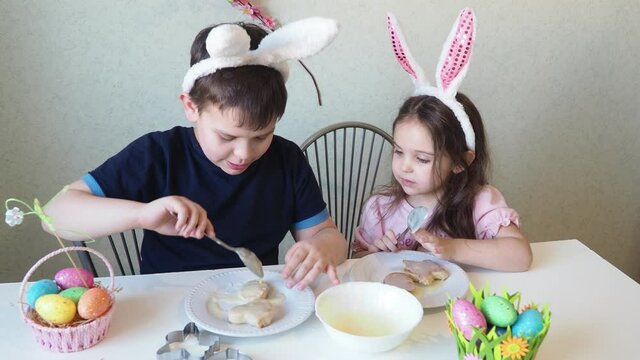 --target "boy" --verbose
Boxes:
[43,19,346,290]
